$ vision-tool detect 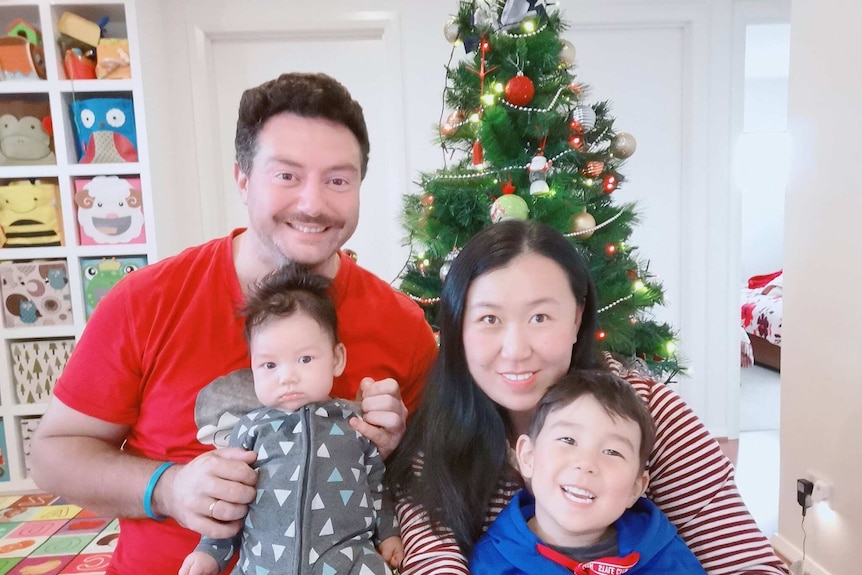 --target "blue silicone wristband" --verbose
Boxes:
[143,461,174,521]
